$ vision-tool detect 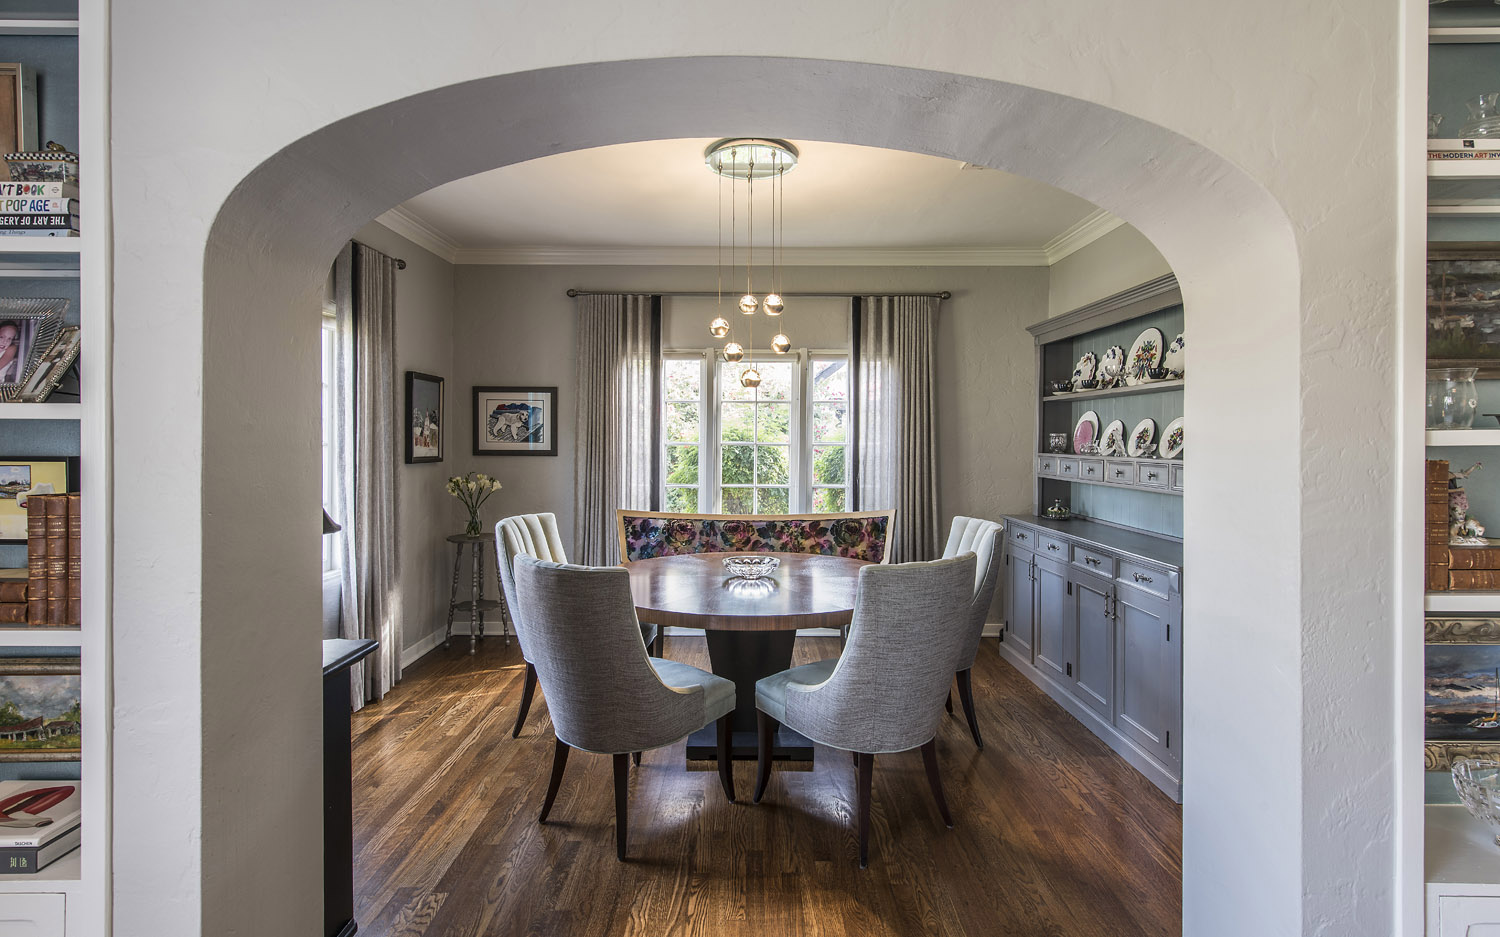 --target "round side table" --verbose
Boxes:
[444,533,510,654]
